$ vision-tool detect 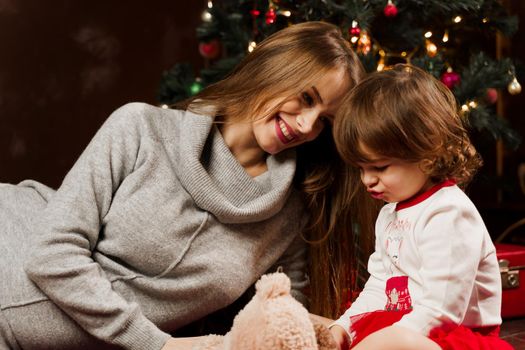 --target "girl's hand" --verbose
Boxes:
[330,325,351,350]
